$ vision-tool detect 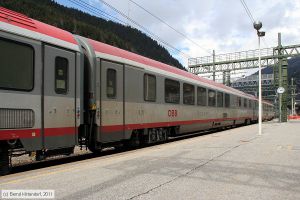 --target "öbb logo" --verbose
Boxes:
[168,109,177,117]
